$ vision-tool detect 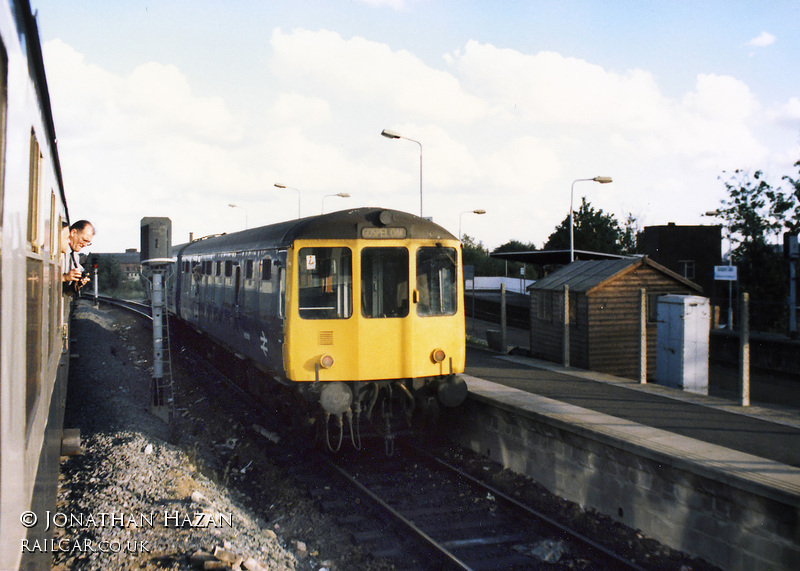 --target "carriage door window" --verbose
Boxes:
[361,247,408,318]
[416,247,457,316]
[298,247,352,319]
